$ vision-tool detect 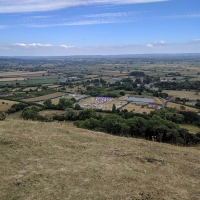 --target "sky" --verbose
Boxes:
[0,0,200,56]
